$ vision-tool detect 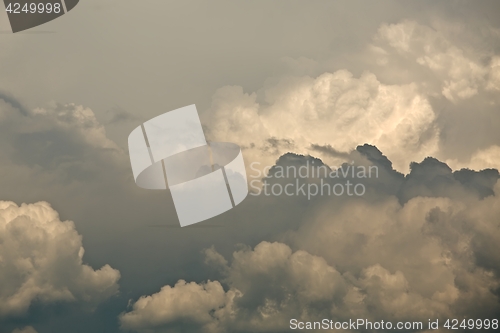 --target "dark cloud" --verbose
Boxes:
[0,91,29,116]
[120,145,500,332]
